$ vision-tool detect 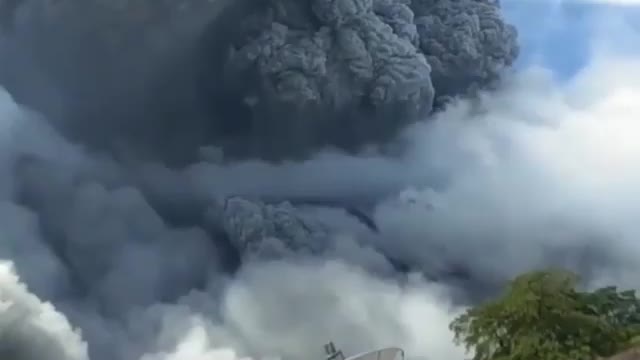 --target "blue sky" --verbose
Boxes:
[502,0,640,80]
